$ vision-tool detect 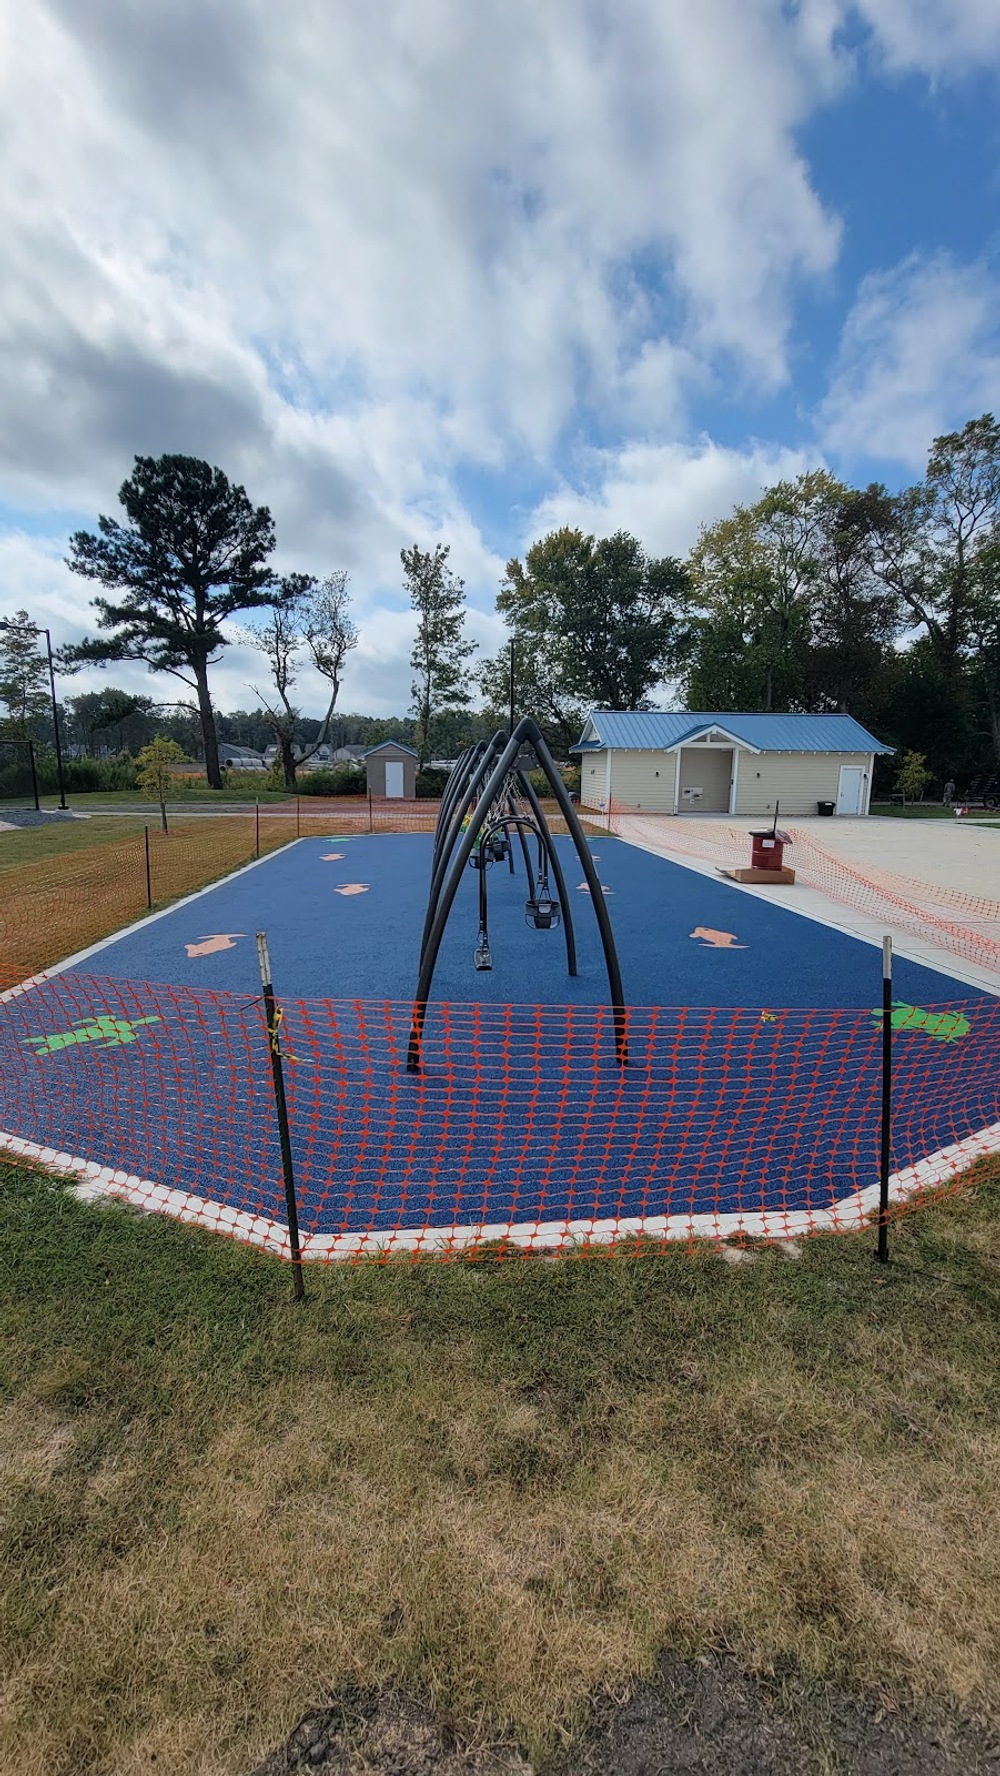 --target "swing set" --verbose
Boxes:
[406,715,628,1071]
